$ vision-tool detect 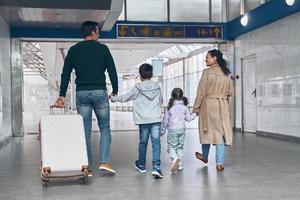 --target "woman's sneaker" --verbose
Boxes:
[134,160,147,173]
[178,162,184,171]
[171,158,180,173]
[195,152,208,163]
[152,168,163,178]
